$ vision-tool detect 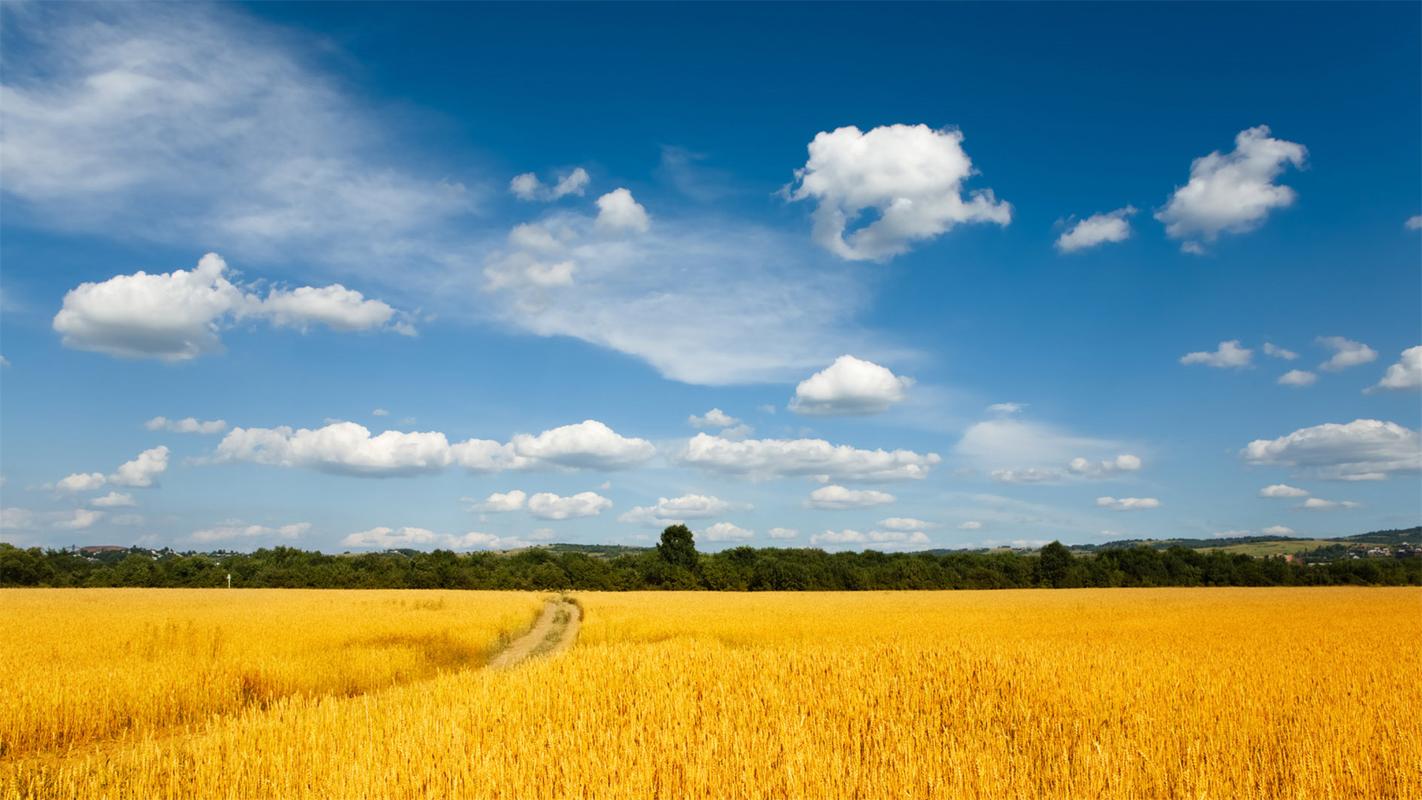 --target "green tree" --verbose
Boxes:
[656,525,699,571]
[1036,541,1073,588]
